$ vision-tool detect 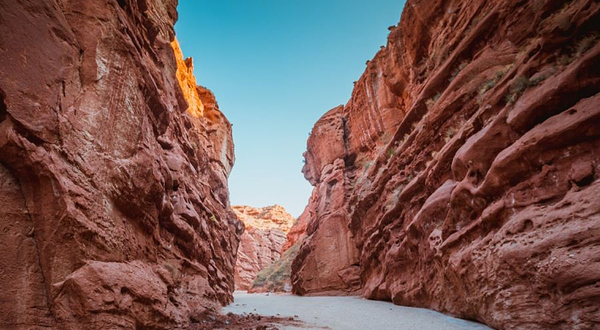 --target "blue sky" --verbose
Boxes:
[175,0,405,217]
